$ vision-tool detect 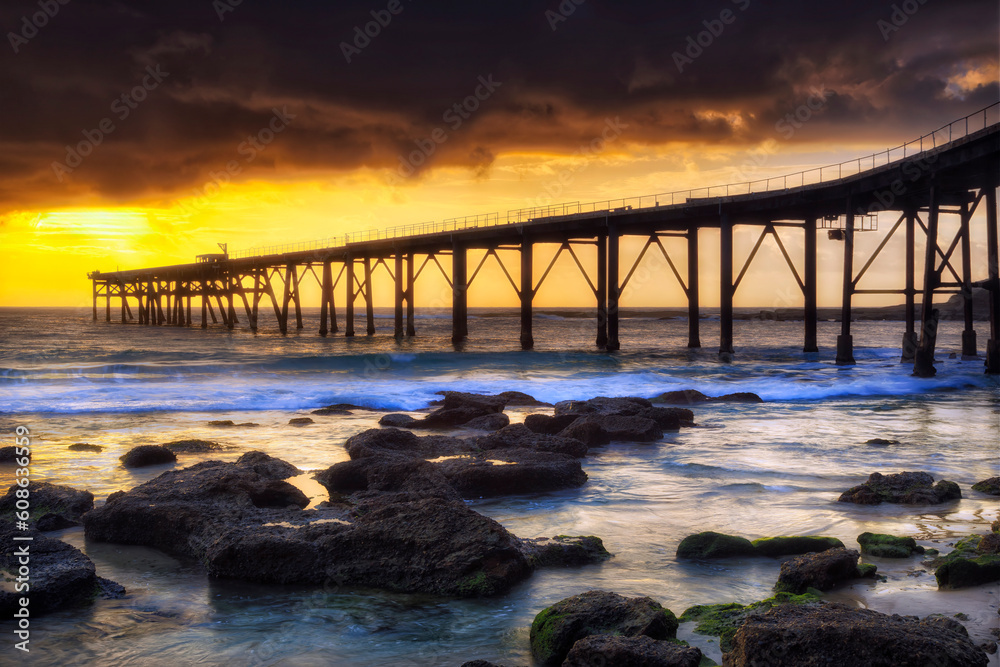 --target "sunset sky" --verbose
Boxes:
[0,0,997,308]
